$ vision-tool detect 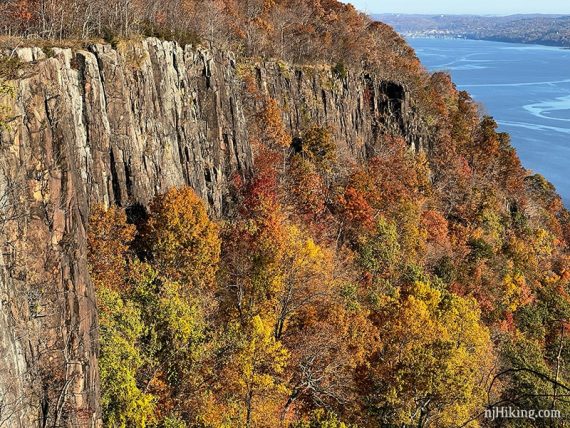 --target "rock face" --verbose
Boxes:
[0,38,426,427]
